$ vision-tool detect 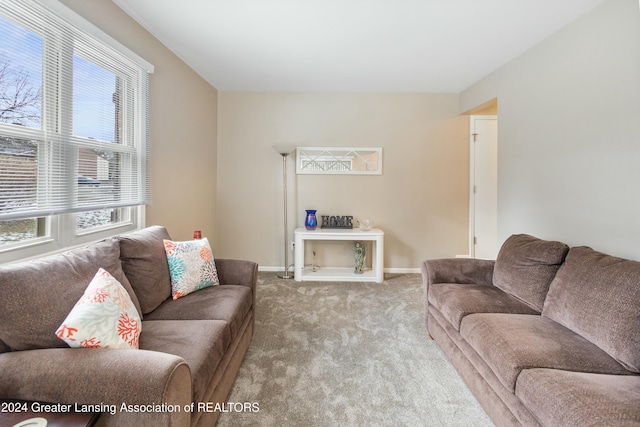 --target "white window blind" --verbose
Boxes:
[0,0,152,221]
